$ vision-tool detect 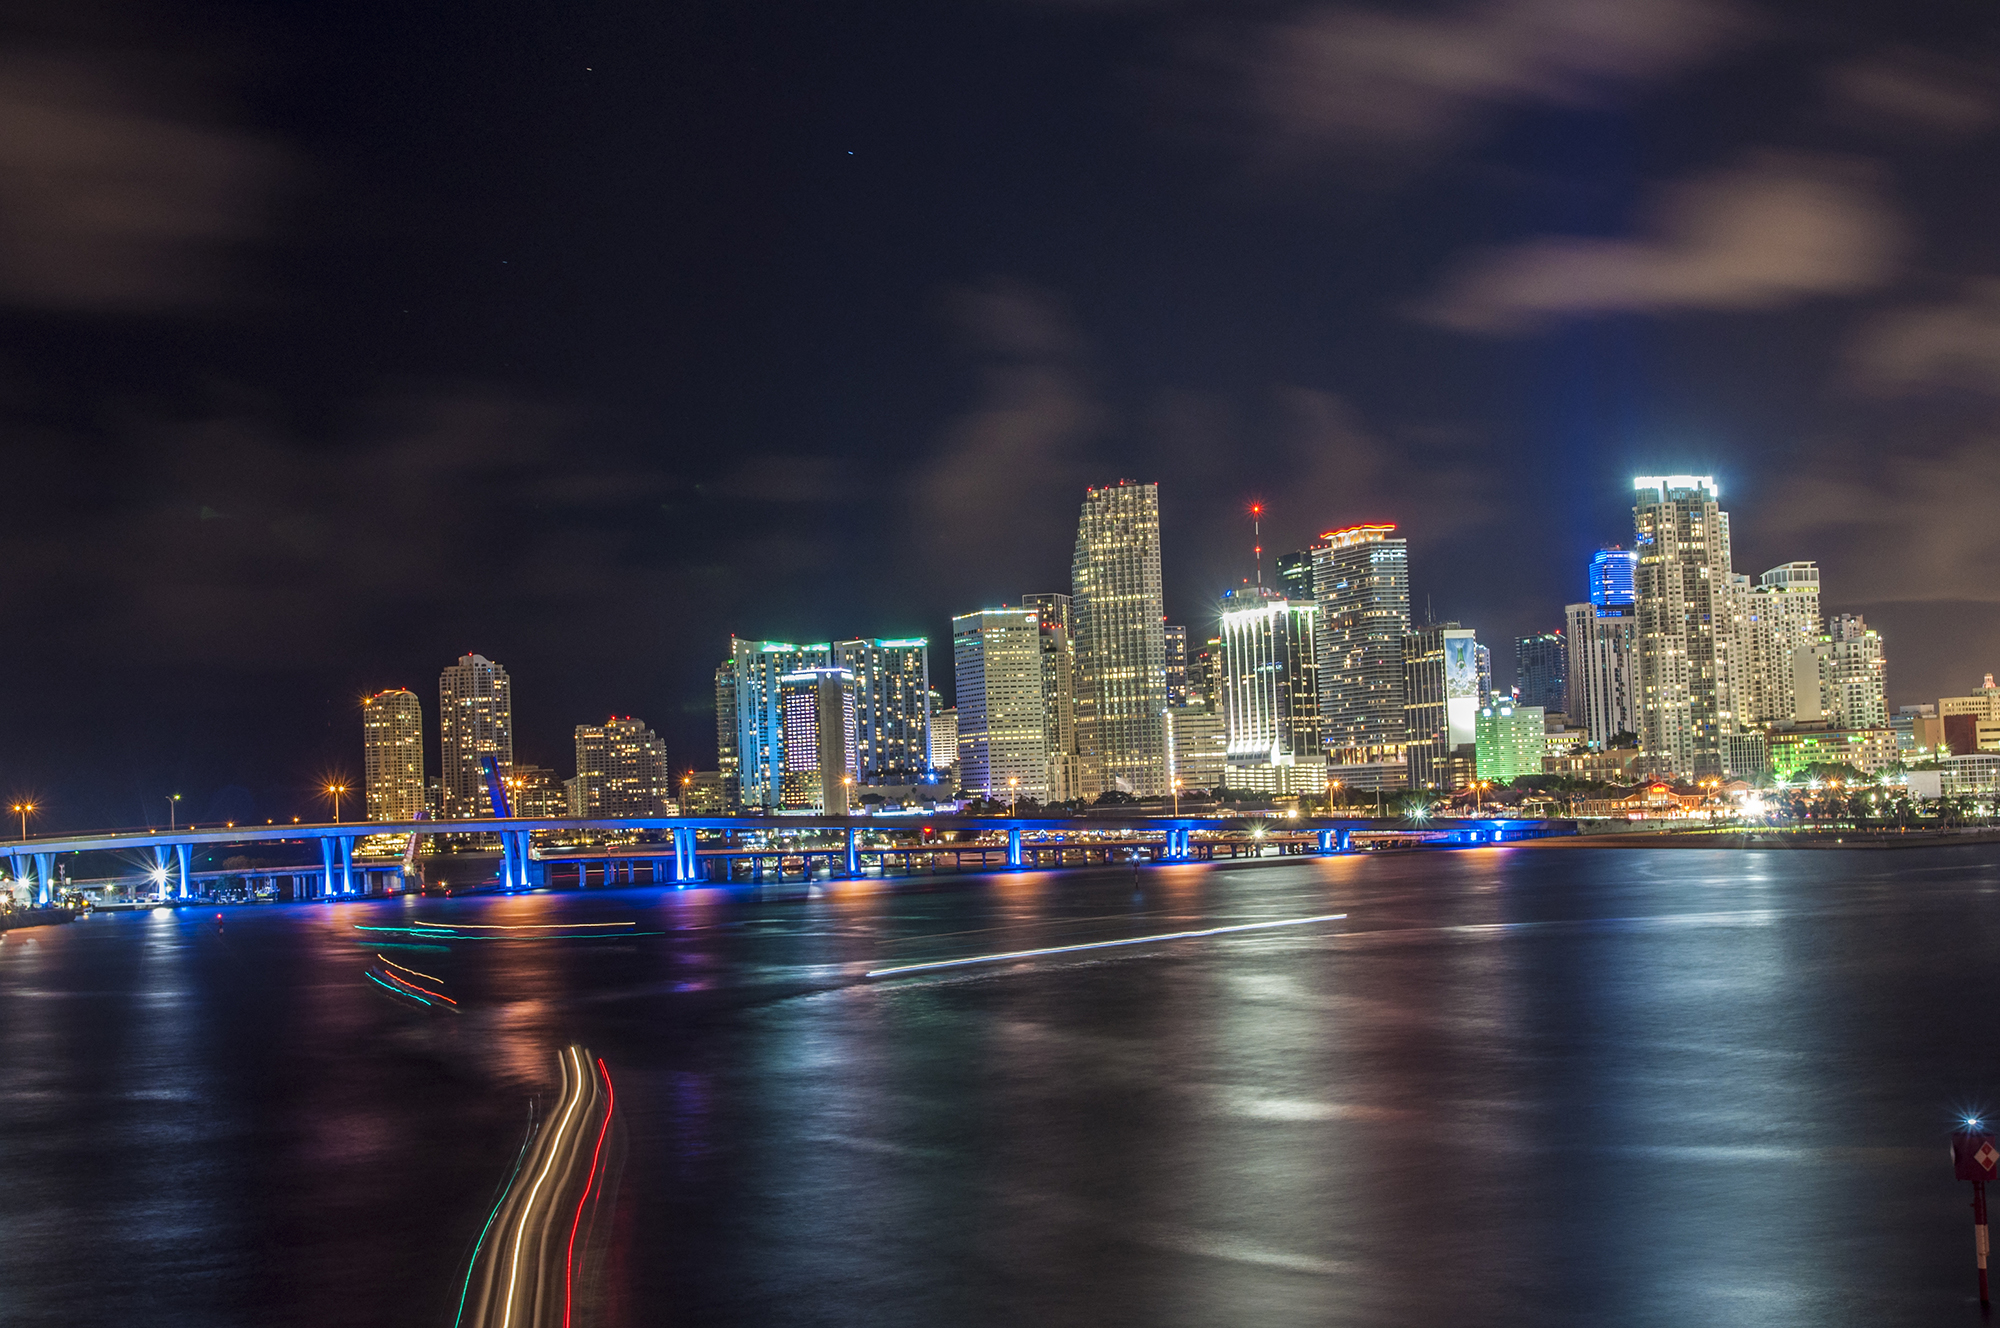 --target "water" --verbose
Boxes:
[4,845,2000,1326]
